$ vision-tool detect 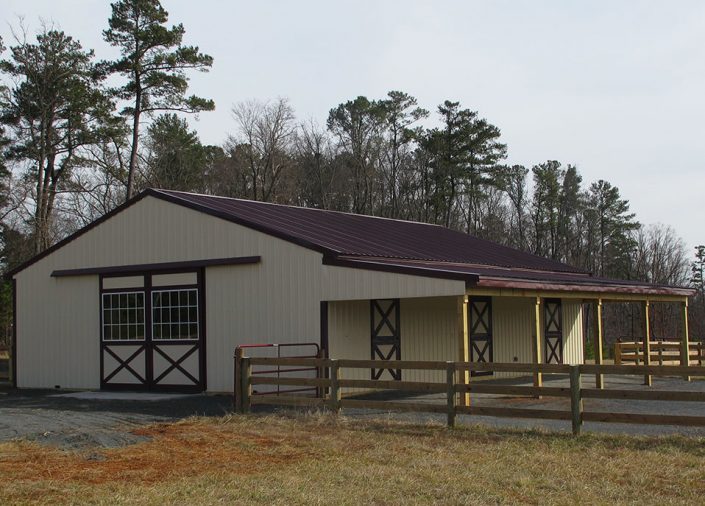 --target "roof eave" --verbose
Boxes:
[475,277,695,298]
[322,255,480,284]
